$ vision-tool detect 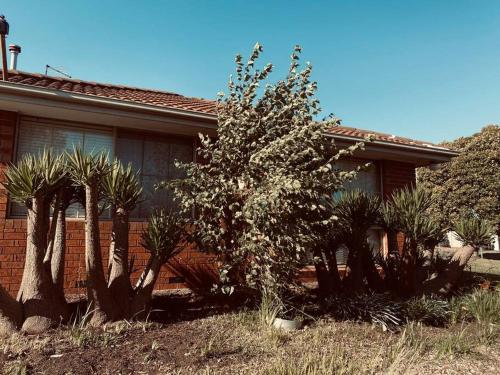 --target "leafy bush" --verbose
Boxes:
[405,296,451,326]
[326,294,404,331]
[453,217,494,248]
[451,288,500,325]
